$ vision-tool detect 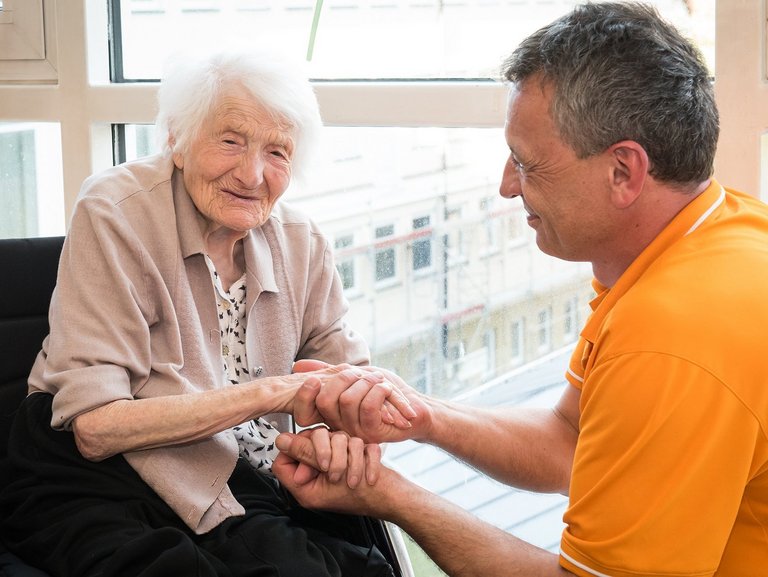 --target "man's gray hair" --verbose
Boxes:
[155,45,322,185]
[502,1,718,185]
